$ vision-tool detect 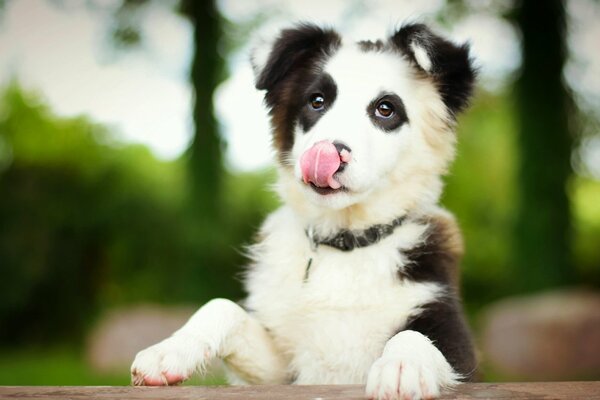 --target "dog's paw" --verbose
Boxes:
[131,335,213,386]
[365,331,459,400]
